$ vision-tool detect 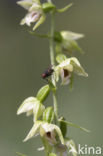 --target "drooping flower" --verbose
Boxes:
[55,31,84,54]
[17,97,45,121]
[17,0,45,30]
[23,121,65,145]
[55,57,88,85]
